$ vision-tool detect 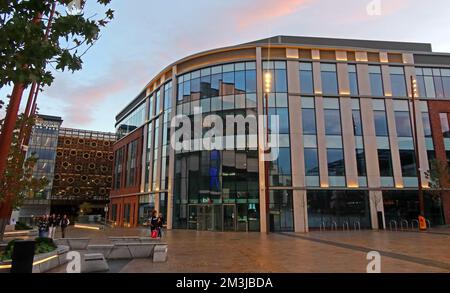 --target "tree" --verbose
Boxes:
[425,158,450,201]
[0,113,49,240]
[0,0,115,88]
[0,0,114,238]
